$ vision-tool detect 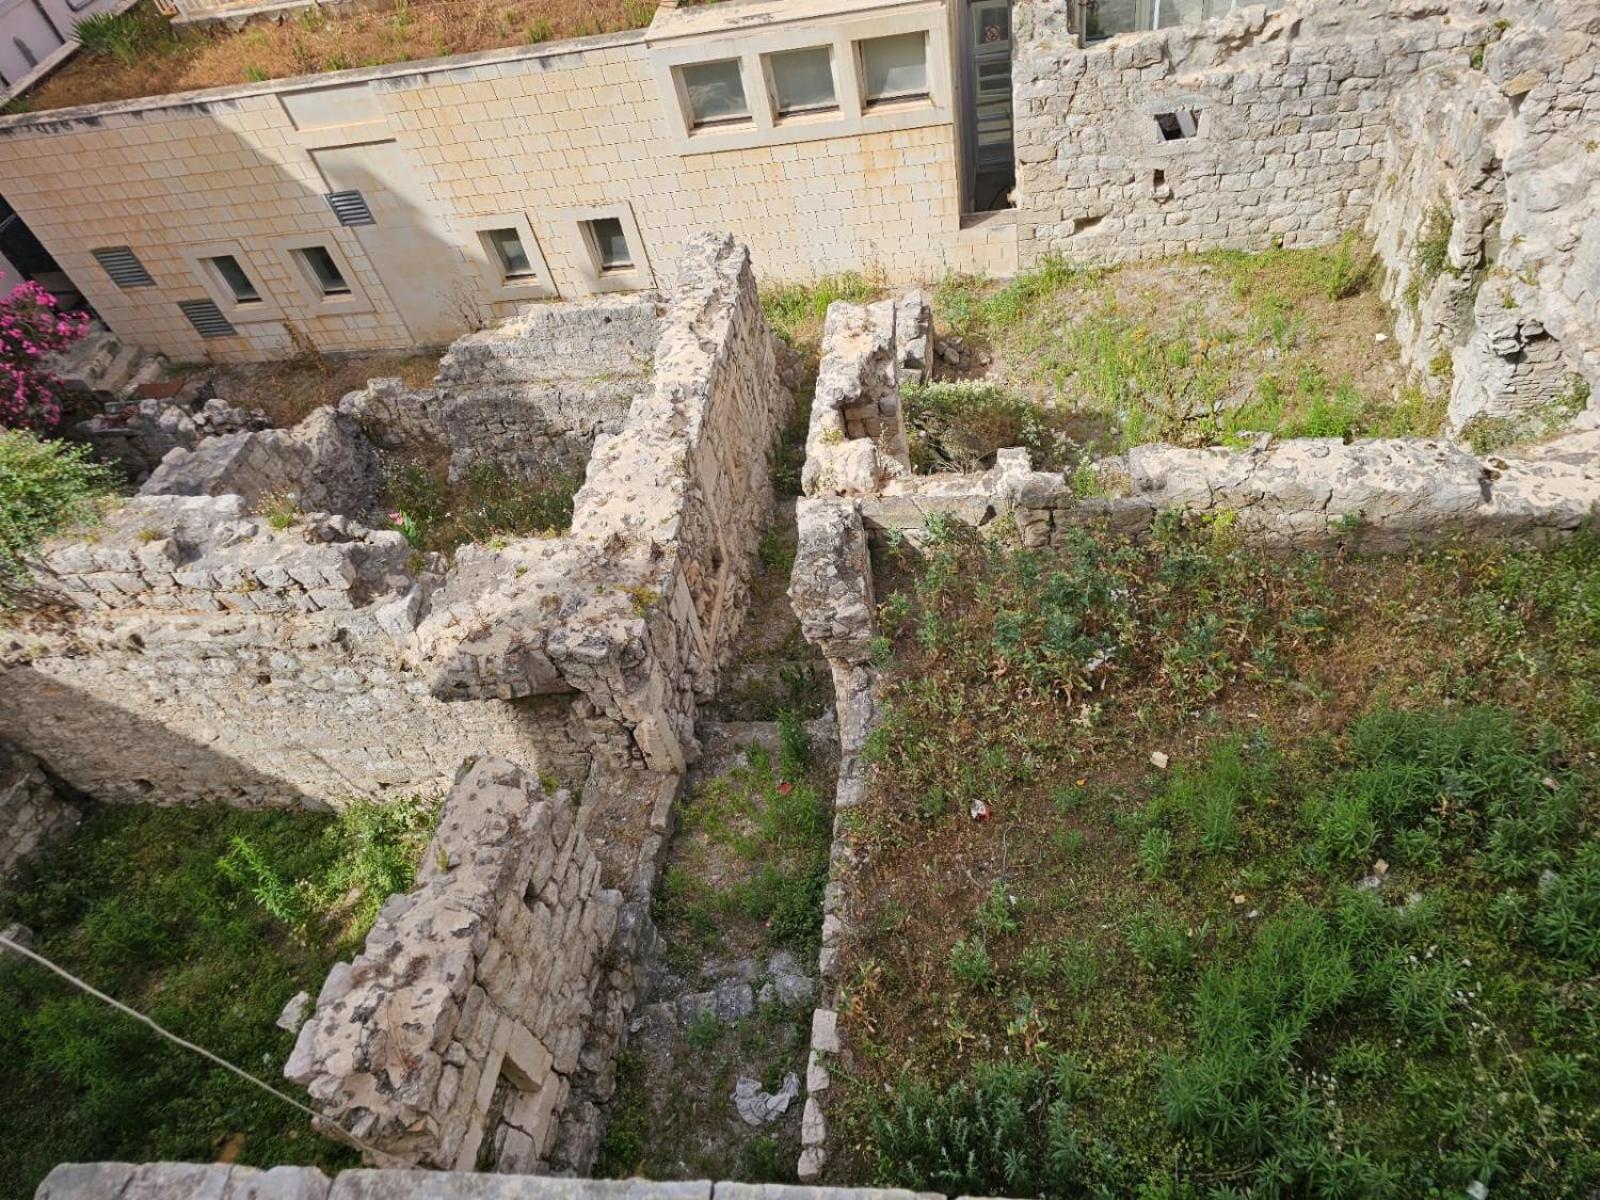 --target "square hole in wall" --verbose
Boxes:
[1154,110,1201,140]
